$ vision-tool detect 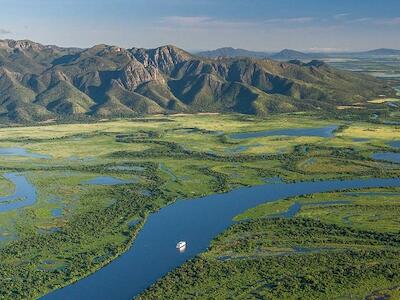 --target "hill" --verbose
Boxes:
[197,47,271,59]
[269,49,315,60]
[0,39,395,122]
[361,48,400,56]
